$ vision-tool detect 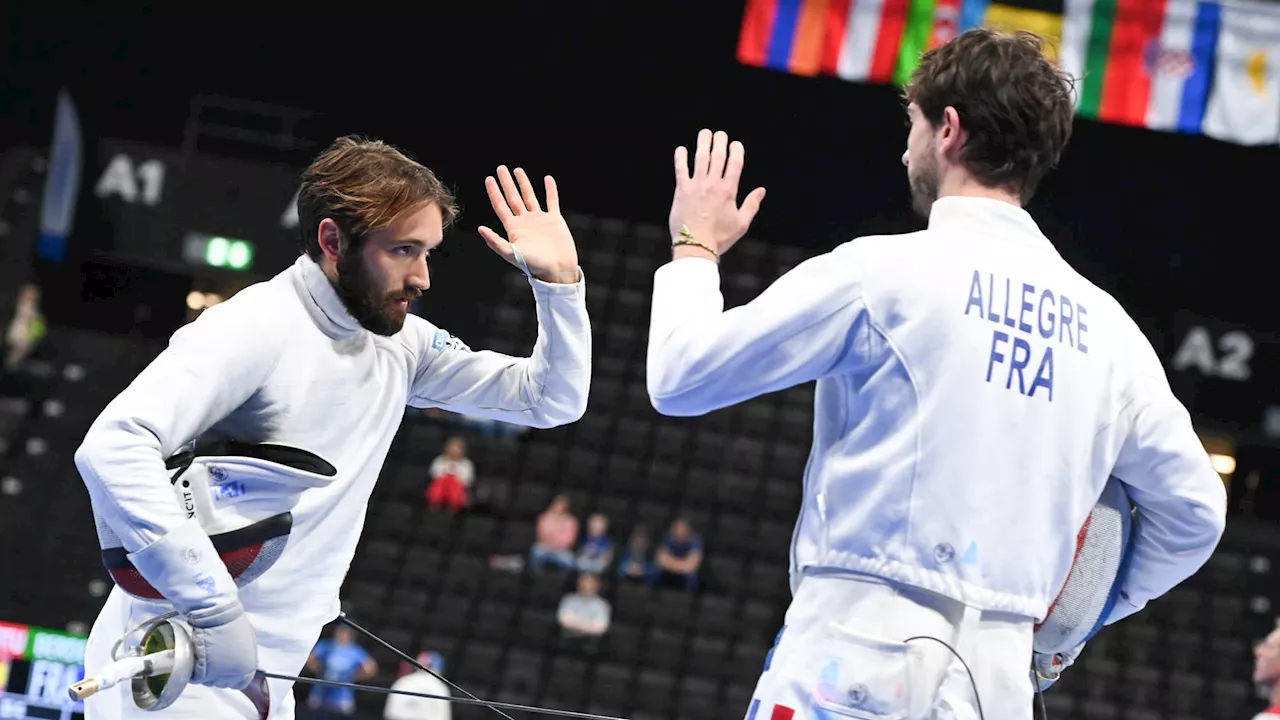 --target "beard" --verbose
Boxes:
[334,250,417,336]
[908,153,940,219]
